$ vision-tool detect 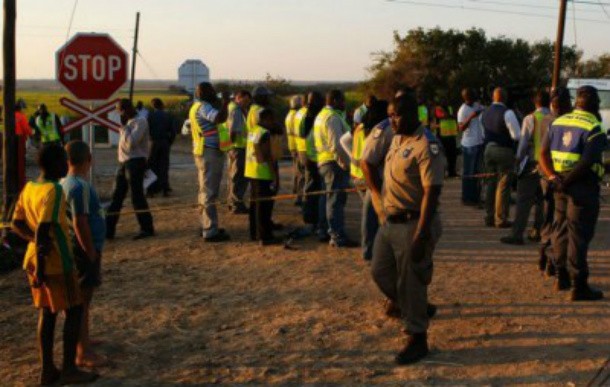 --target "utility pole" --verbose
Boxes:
[552,0,568,89]
[128,11,140,103]
[3,0,17,230]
